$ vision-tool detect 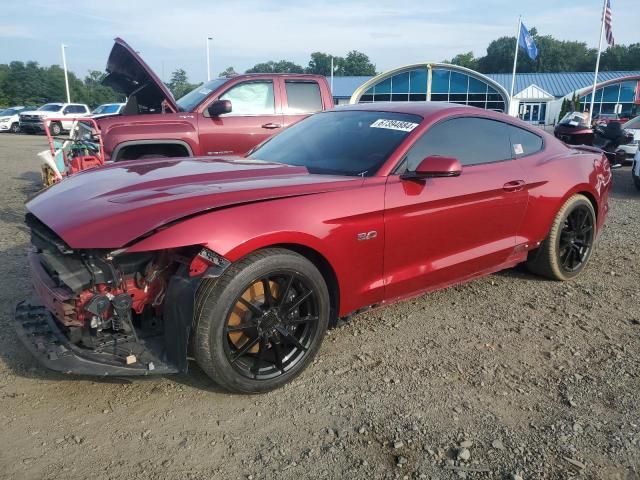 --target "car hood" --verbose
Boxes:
[26,157,359,249]
[101,37,178,112]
